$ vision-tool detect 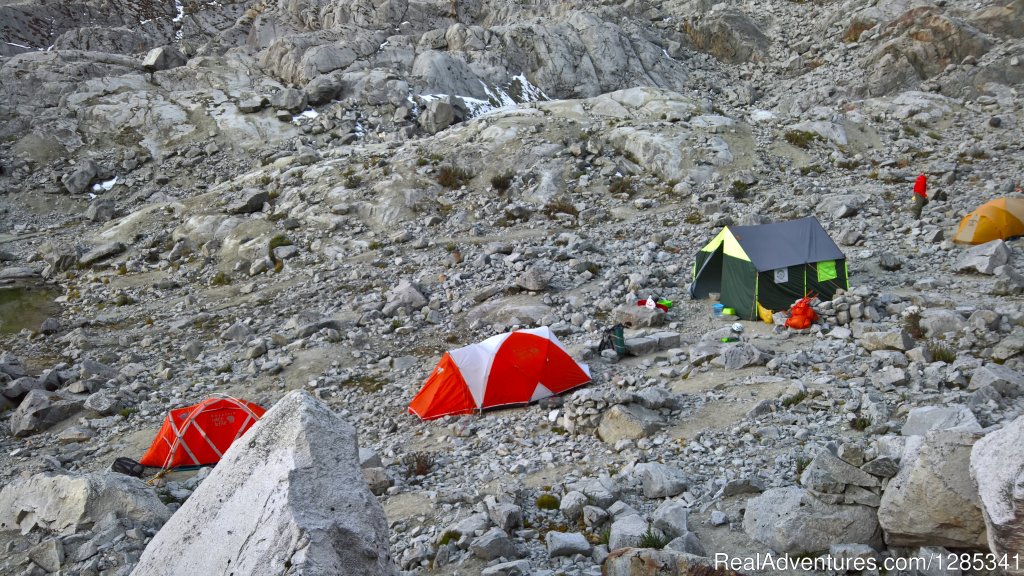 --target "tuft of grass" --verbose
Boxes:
[536,493,560,510]
[799,164,825,176]
[347,374,387,393]
[684,210,703,225]
[795,456,812,479]
[609,177,634,196]
[345,174,362,188]
[729,180,751,199]
[782,391,808,408]
[490,172,514,191]
[211,271,231,286]
[403,451,435,477]
[901,311,925,339]
[436,165,473,189]
[928,341,955,363]
[267,234,292,259]
[638,527,671,549]
[544,199,579,218]
[437,530,460,546]
[113,292,135,307]
[119,407,138,419]
[784,130,820,149]
[850,417,871,431]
